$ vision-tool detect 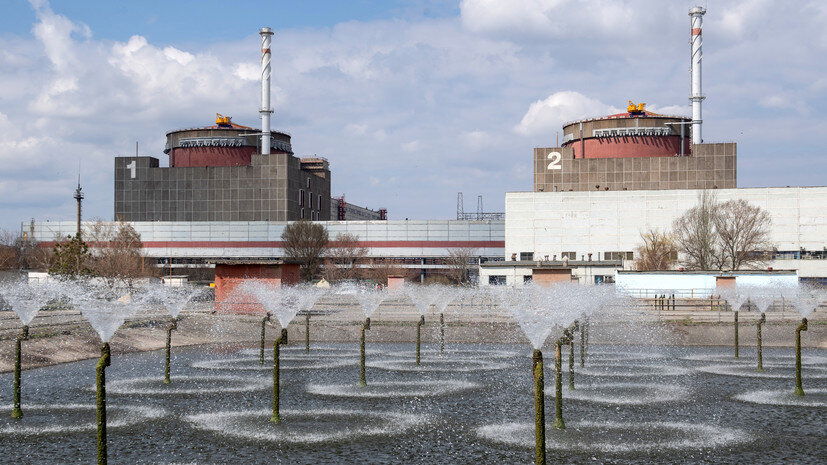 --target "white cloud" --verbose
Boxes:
[514,91,620,136]
[0,1,826,229]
